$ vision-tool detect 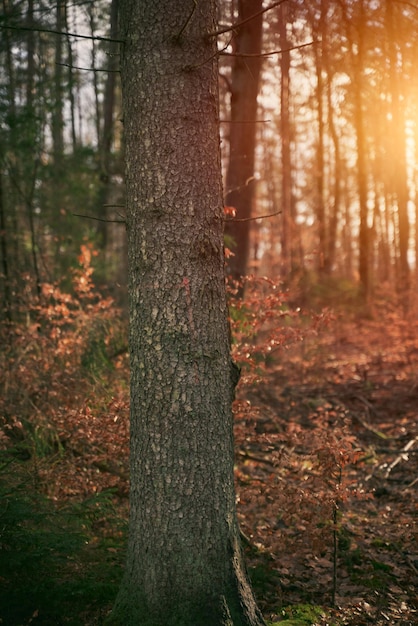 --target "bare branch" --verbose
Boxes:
[220,119,271,123]
[175,0,197,40]
[56,62,119,73]
[0,23,124,44]
[208,0,288,38]
[72,212,125,224]
[185,37,232,71]
[226,210,282,223]
[221,39,319,58]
